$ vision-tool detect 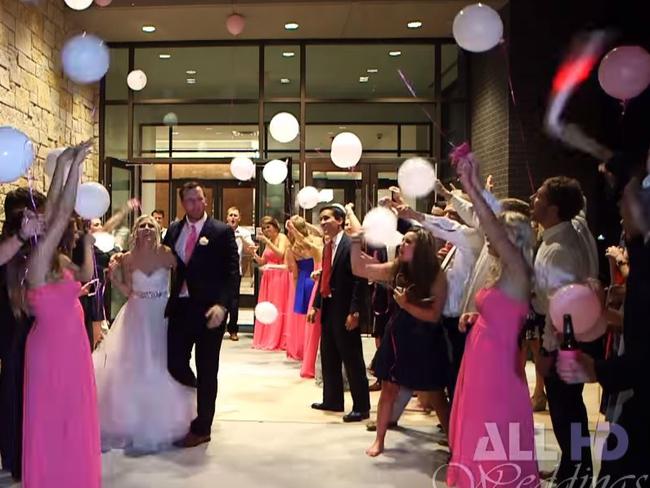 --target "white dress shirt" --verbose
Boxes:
[175,212,208,297]
[421,214,483,317]
[533,221,592,351]
[330,230,344,265]
[233,225,254,275]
